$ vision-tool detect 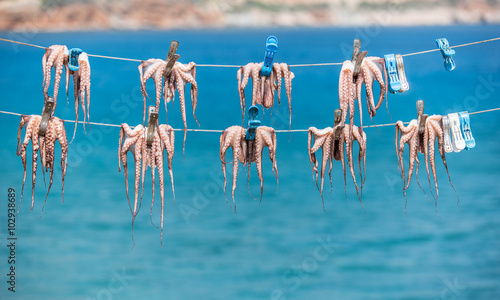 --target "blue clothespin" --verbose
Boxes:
[68,48,83,71]
[458,111,475,150]
[384,54,401,93]
[245,106,261,140]
[436,38,456,71]
[260,36,278,77]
